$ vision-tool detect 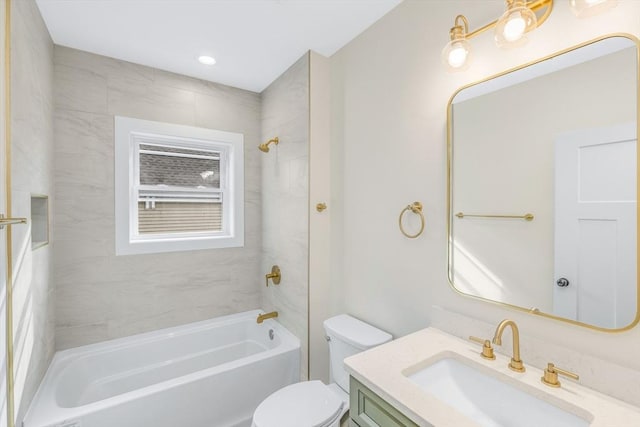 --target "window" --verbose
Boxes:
[115,116,244,255]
